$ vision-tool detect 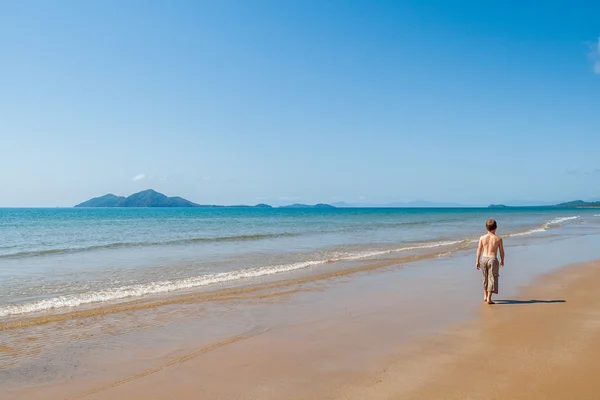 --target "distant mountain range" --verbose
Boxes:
[75,190,334,208]
[489,200,600,209]
[280,203,335,209]
[331,200,468,208]
[75,190,600,209]
[553,200,600,208]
